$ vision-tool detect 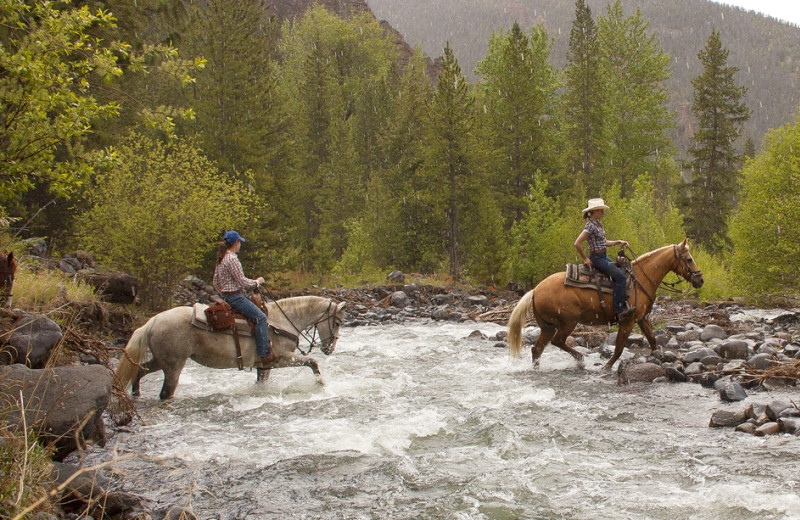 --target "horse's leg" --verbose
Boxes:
[132,359,160,397]
[604,324,635,369]
[549,322,584,363]
[159,359,187,400]
[256,368,271,383]
[637,317,658,352]
[532,326,556,366]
